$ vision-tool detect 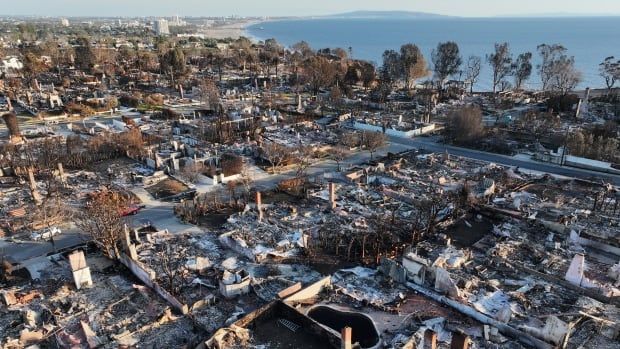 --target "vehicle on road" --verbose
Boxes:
[119,204,145,217]
[30,226,62,241]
